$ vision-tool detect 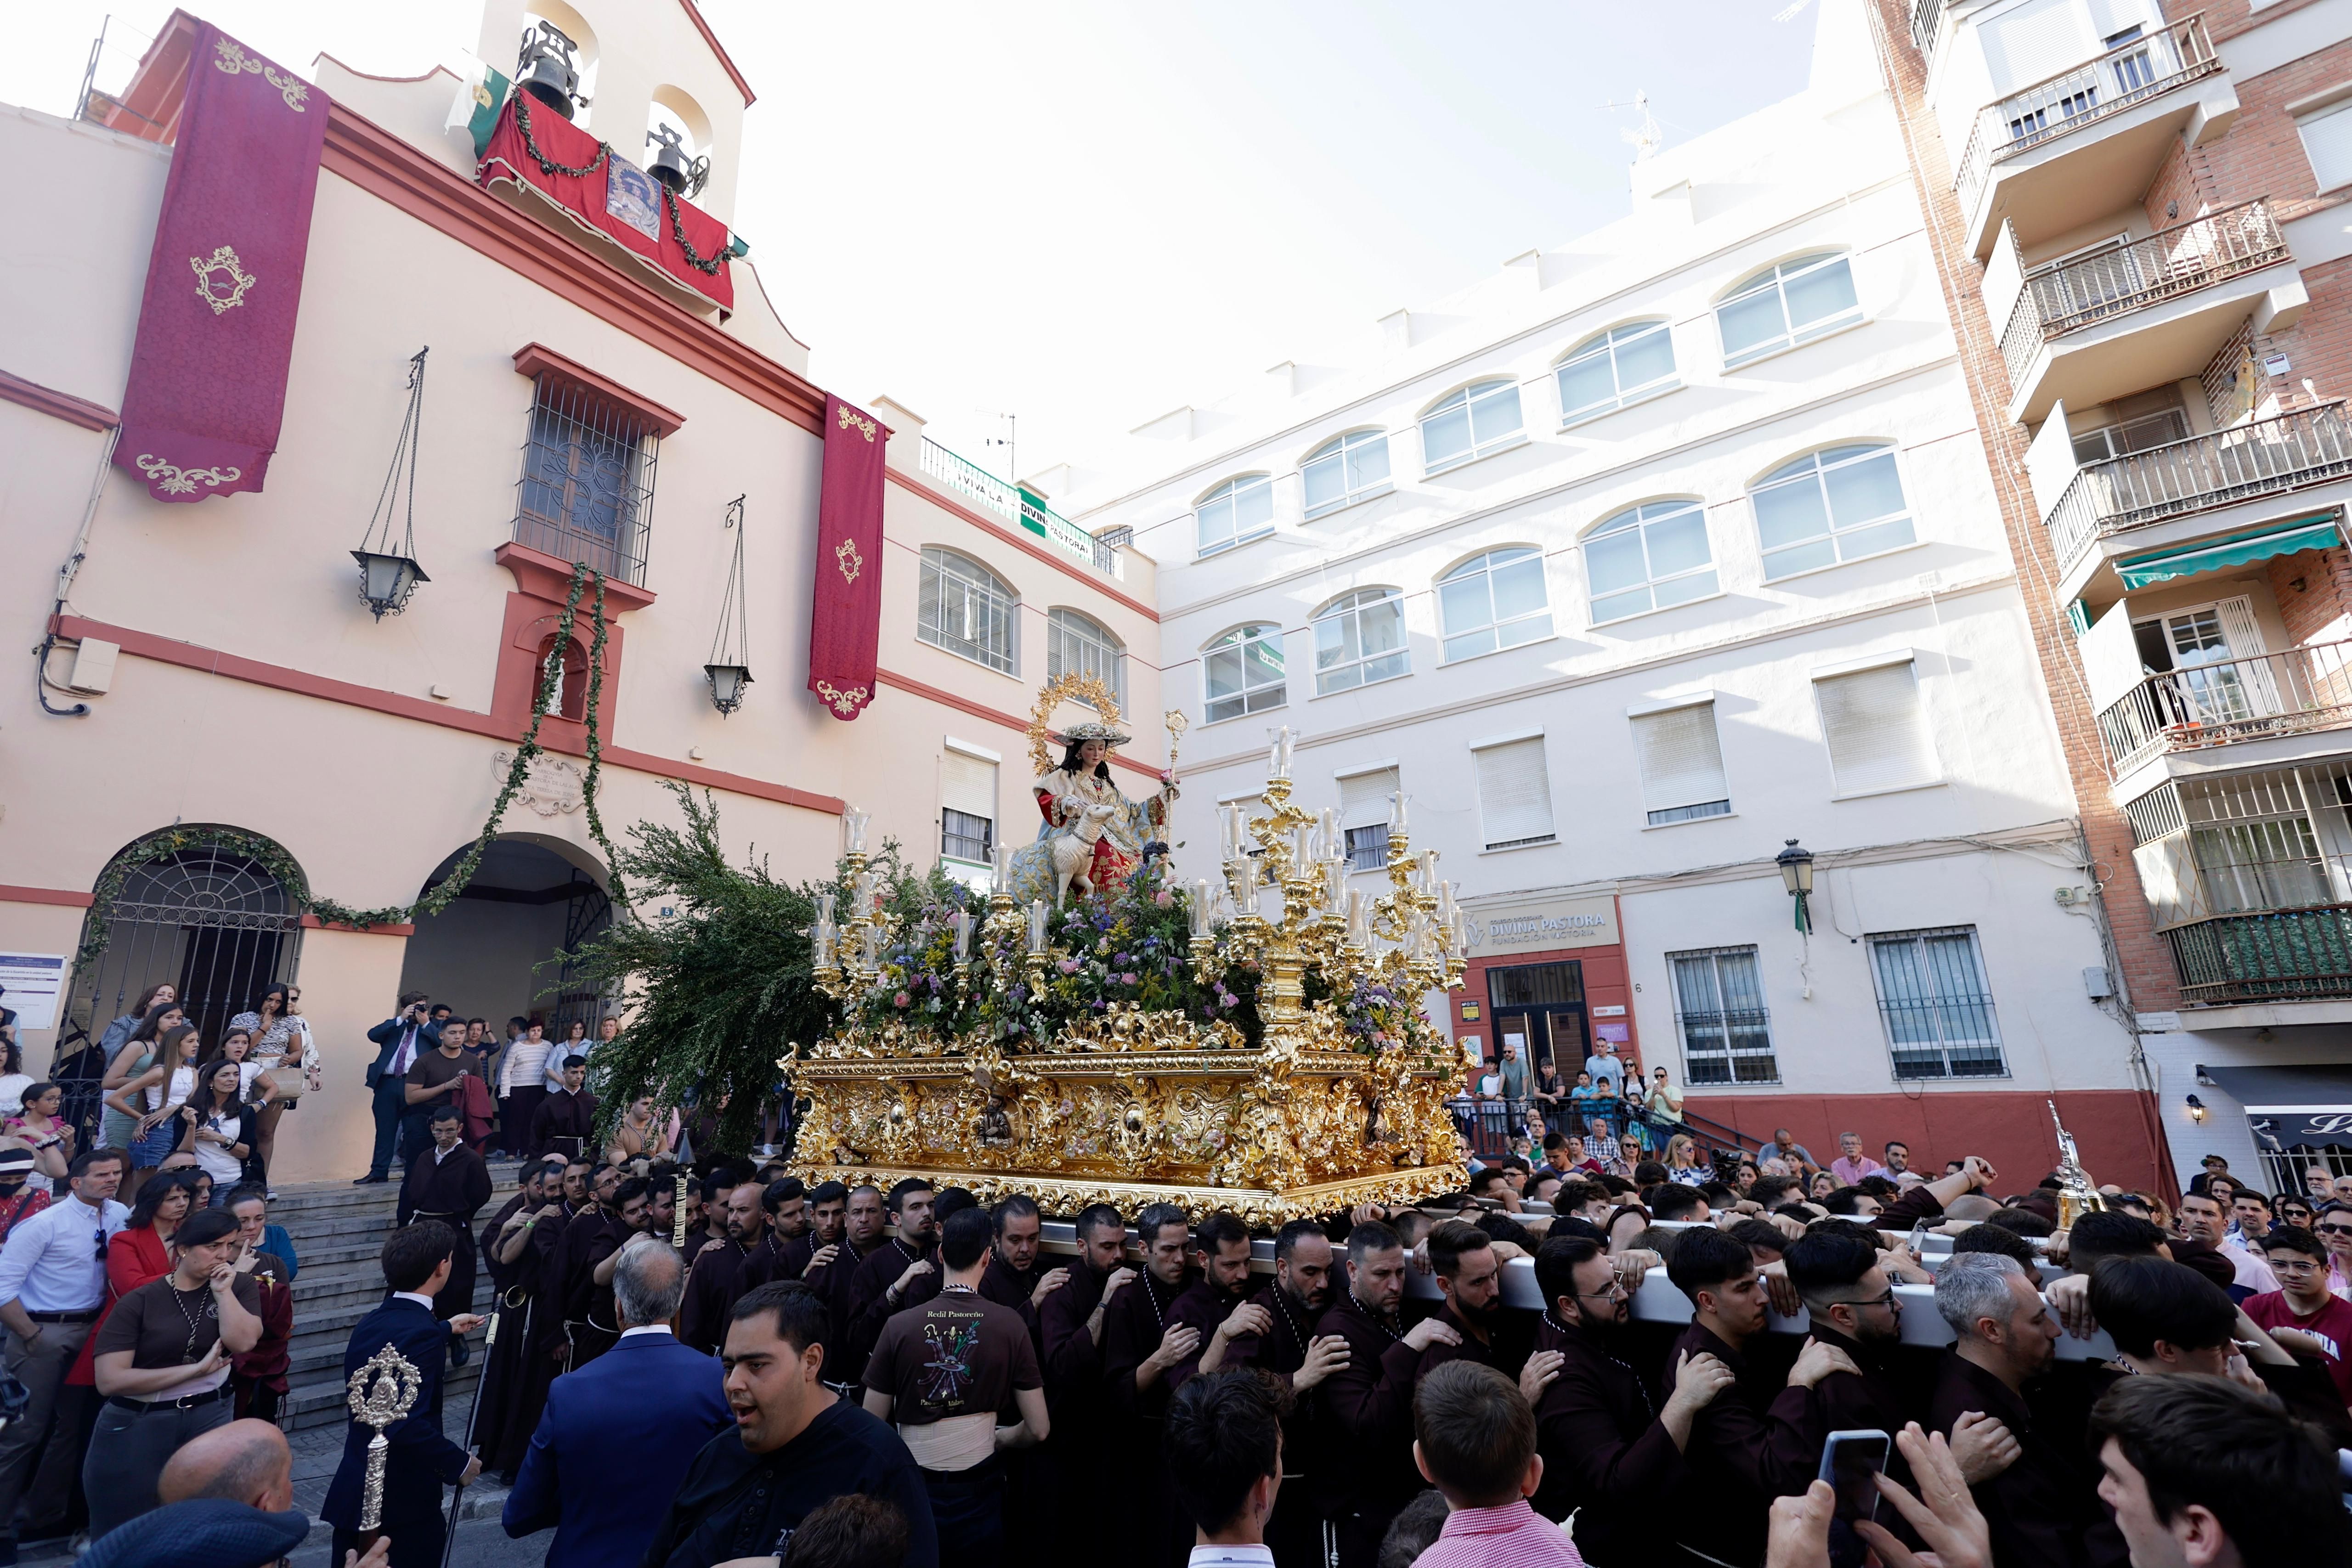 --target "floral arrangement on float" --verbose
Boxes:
[788,678,1472,1226]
